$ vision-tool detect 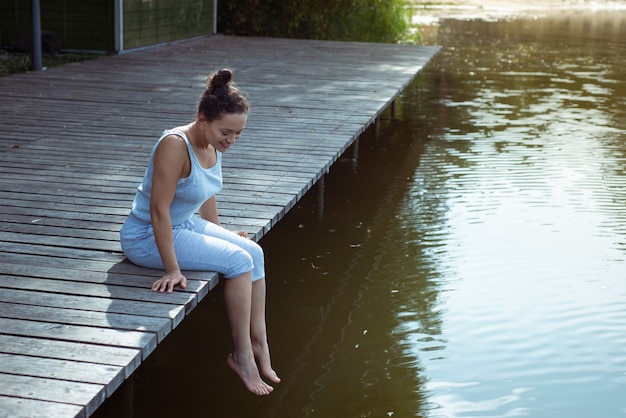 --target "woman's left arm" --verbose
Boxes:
[199,196,249,238]
[200,196,220,225]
